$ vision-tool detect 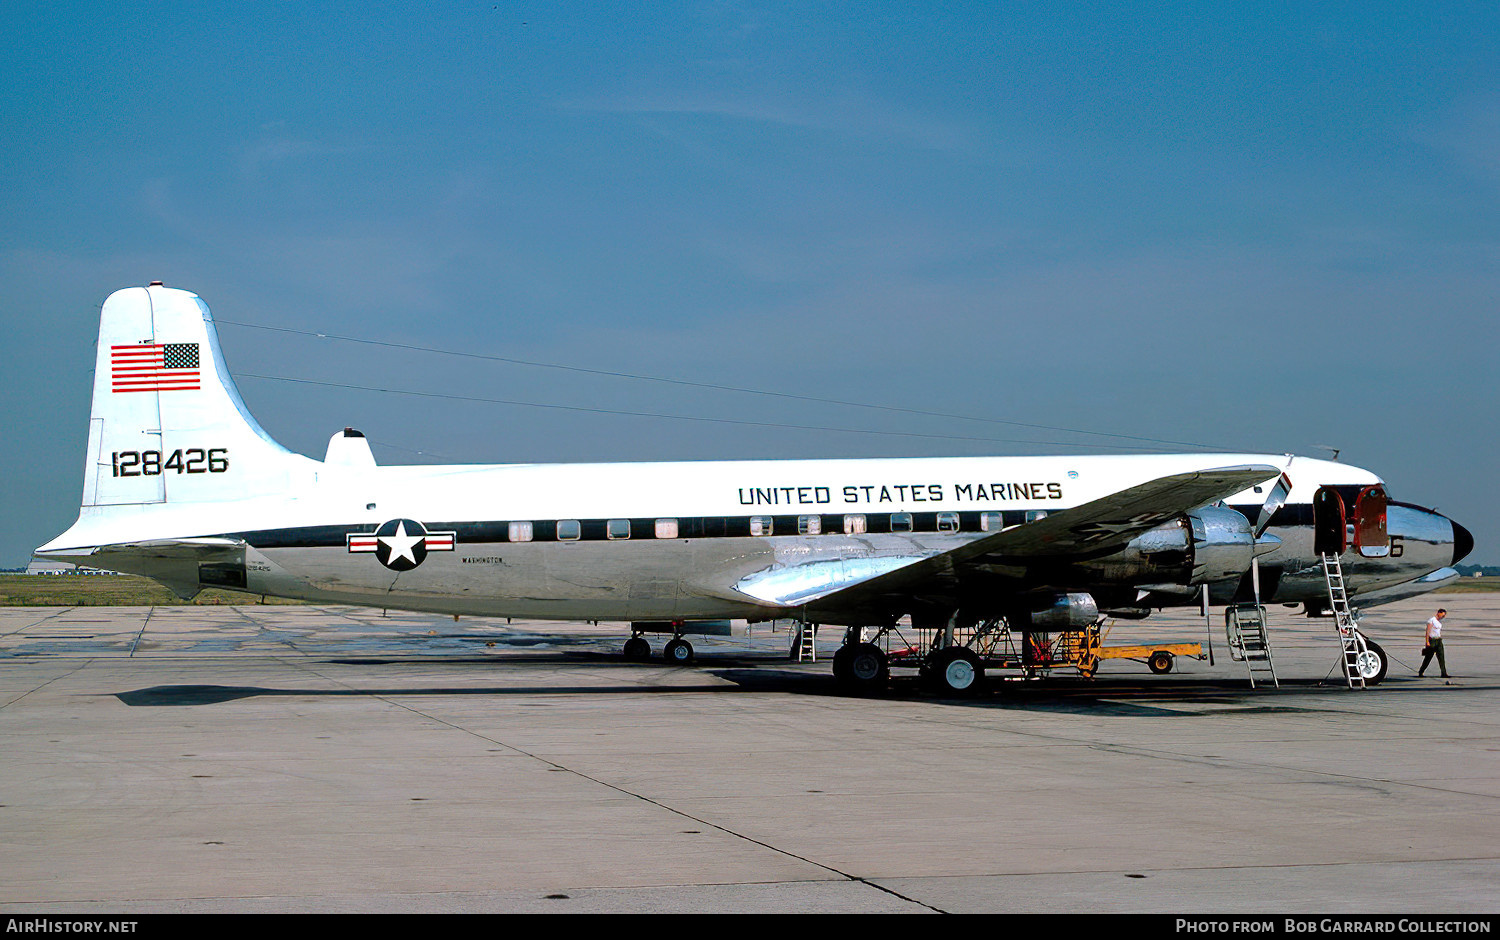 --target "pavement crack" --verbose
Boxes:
[1,608,80,639]
[127,607,156,656]
[0,657,95,710]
